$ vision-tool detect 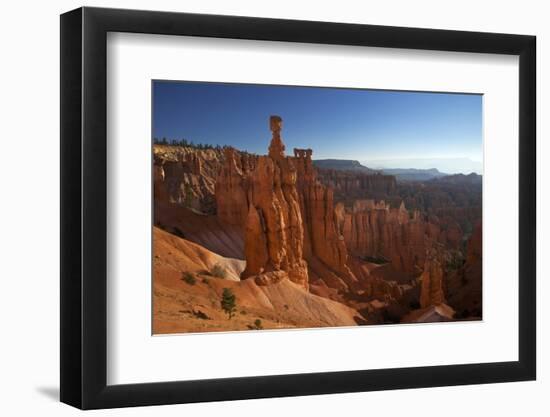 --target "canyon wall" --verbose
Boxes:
[293,149,358,290]
[340,199,437,277]
[316,168,397,202]
[215,147,256,227]
[153,146,223,214]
